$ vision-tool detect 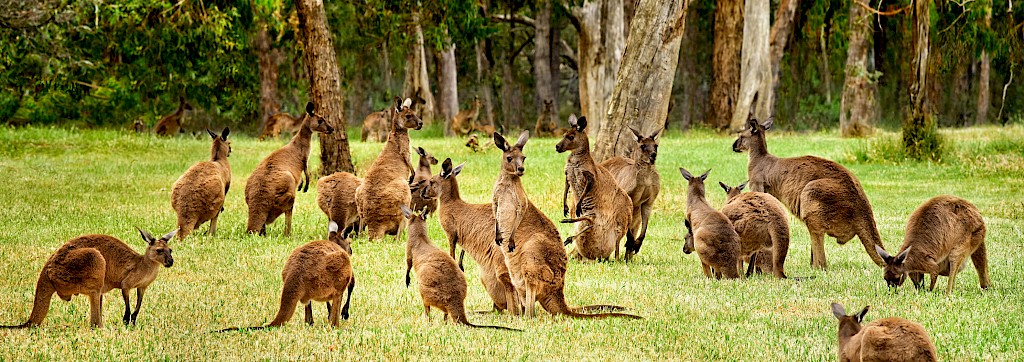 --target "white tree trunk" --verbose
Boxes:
[594,0,689,160]
[574,0,625,136]
[729,0,771,131]
[437,36,459,136]
[975,7,992,125]
[402,12,436,124]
